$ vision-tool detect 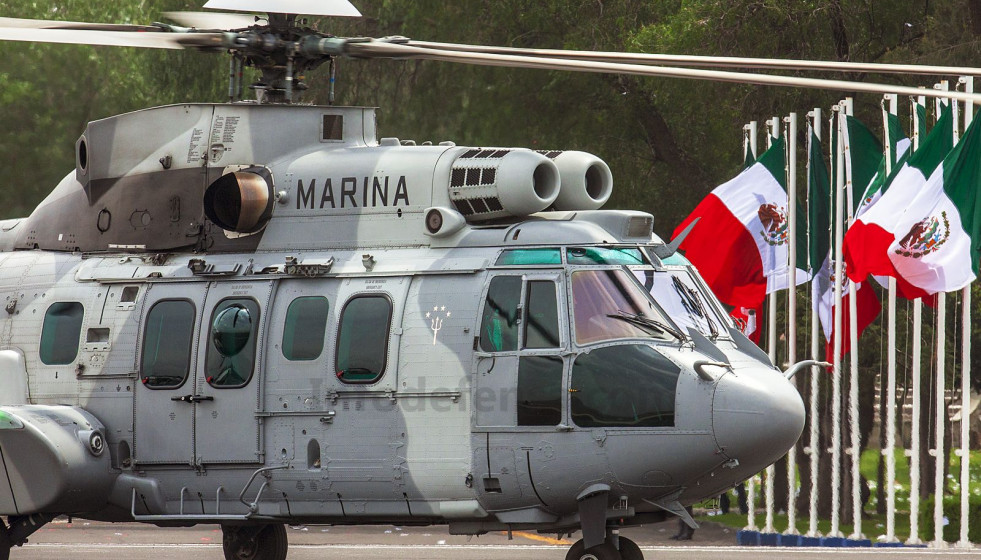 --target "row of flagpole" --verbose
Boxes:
[737,76,976,545]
